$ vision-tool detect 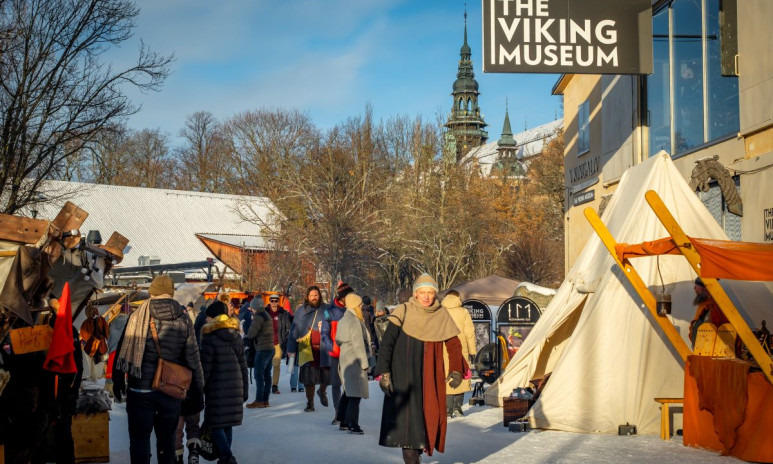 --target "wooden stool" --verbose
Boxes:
[654,397,683,440]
